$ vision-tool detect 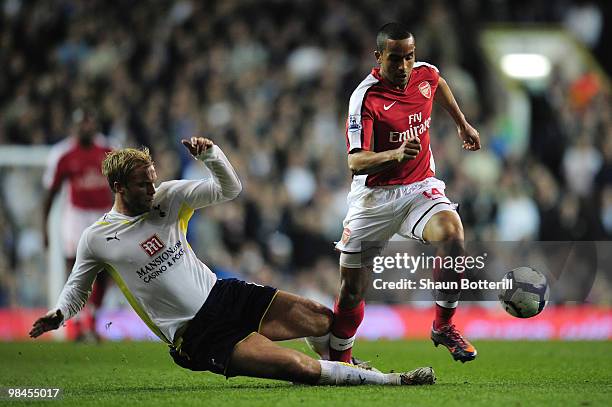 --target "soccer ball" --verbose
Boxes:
[499,266,549,318]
